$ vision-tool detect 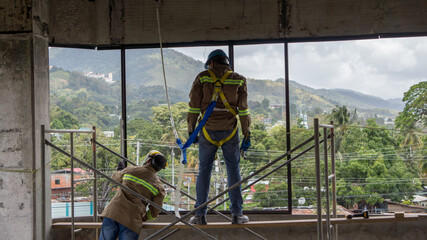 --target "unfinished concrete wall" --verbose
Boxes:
[51,214,427,240]
[137,214,427,240]
[49,0,427,47]
[0,0,50,239]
